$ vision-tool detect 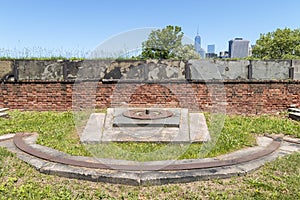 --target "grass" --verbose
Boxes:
[85,113,257,161]
[0,110,90,156]
[0,110,299,199]
[0,47,145,61]
[1,110,299,161]
[0,56,85,61]
[0,147,299,199]
[0,47,89,60]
